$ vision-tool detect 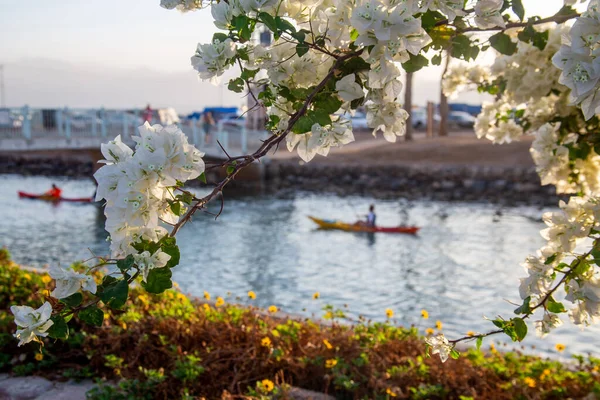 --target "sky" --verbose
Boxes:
[0,0,582,113]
